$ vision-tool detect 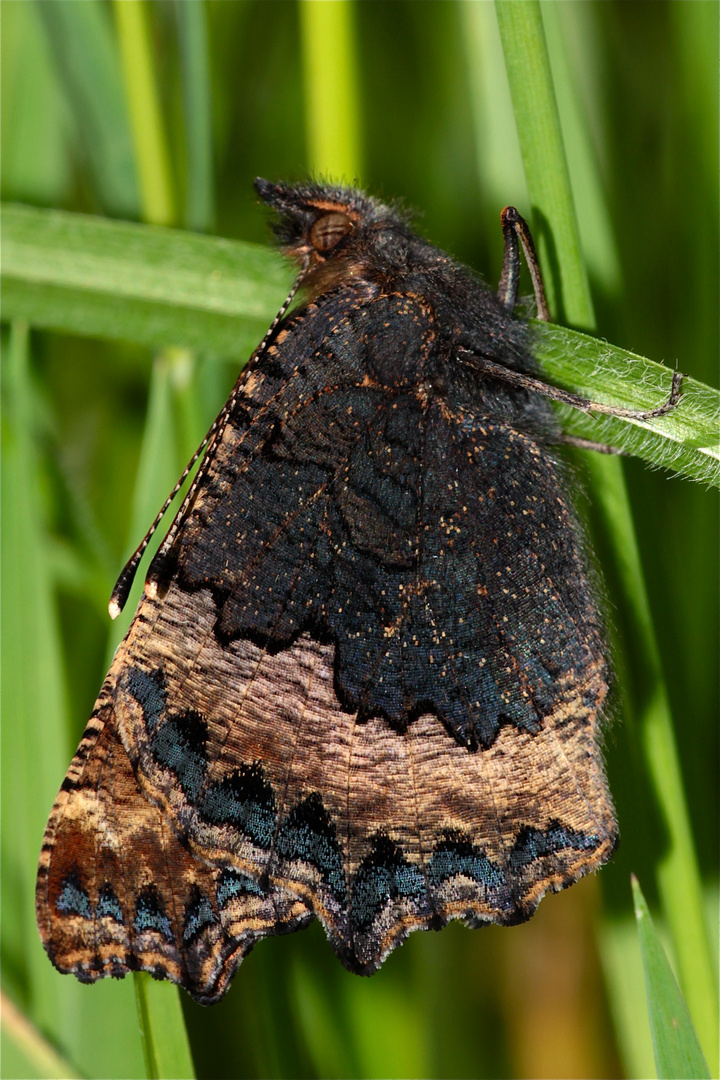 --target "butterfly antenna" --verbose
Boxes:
[109,263,310,619]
